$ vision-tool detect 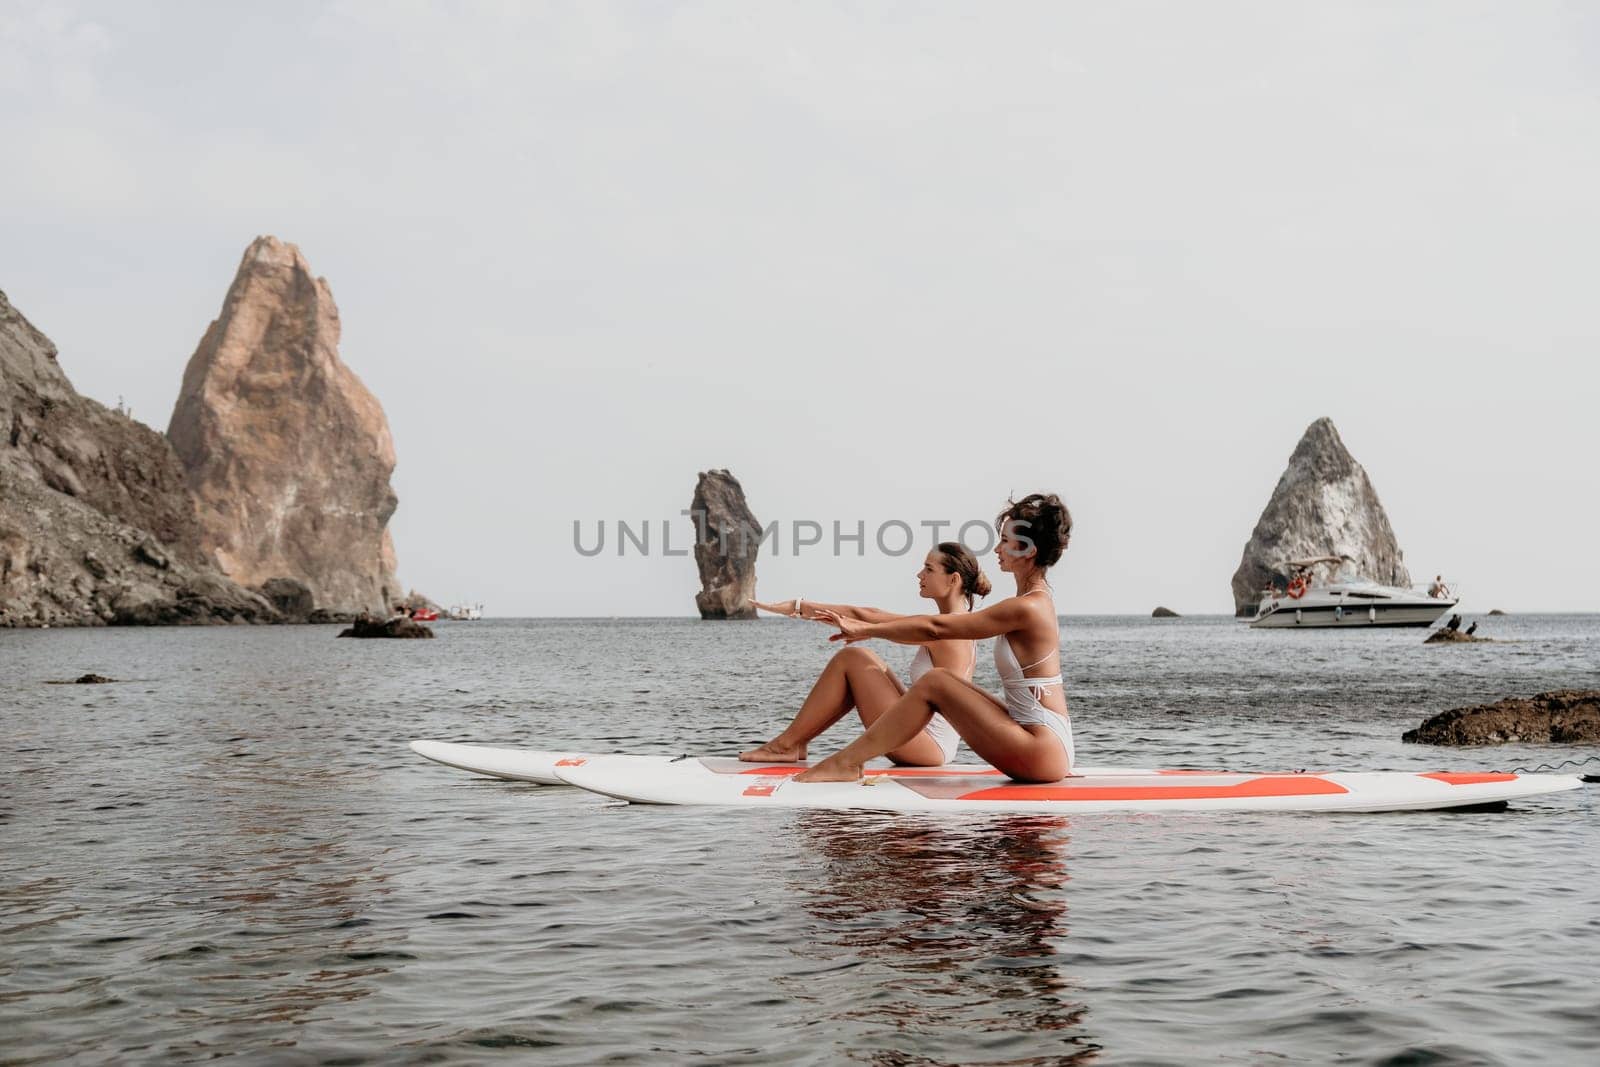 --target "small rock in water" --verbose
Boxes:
[1151,606,1180,618]
[75,673,115,684]
[1424,629,1492,644]
[336,616,434,639]
[1488,609,1507,616]
[1402,689,1600,745]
